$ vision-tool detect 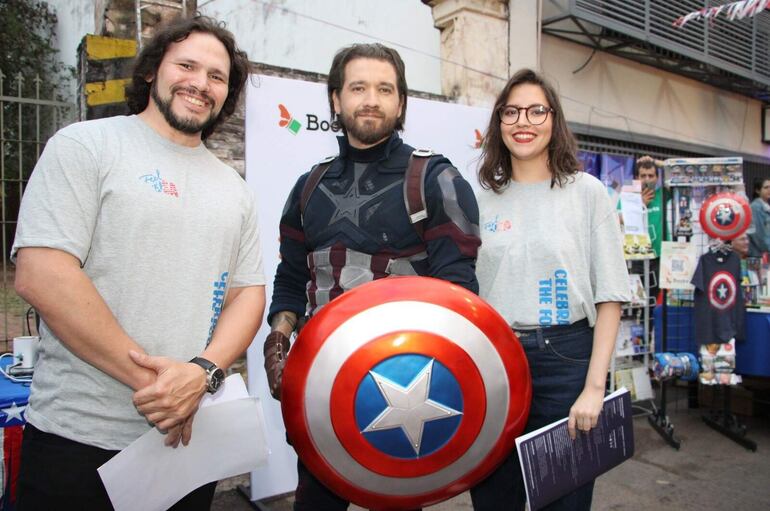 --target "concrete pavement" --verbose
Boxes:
[212,400,770,510]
